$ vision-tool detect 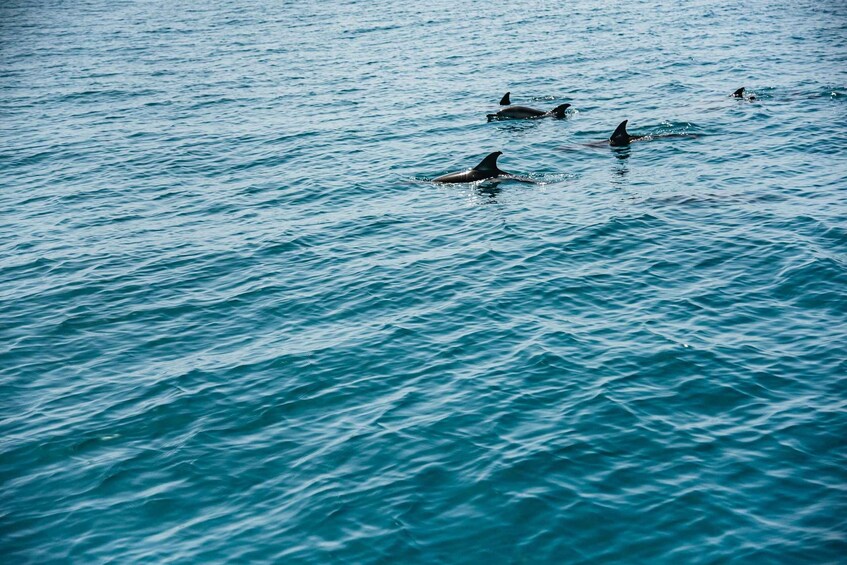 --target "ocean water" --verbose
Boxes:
[2,0,846,562]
